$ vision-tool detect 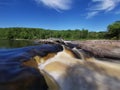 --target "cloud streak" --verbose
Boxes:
[86,11,99,19]
[87,0,120,18]
[35,0,72,11]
